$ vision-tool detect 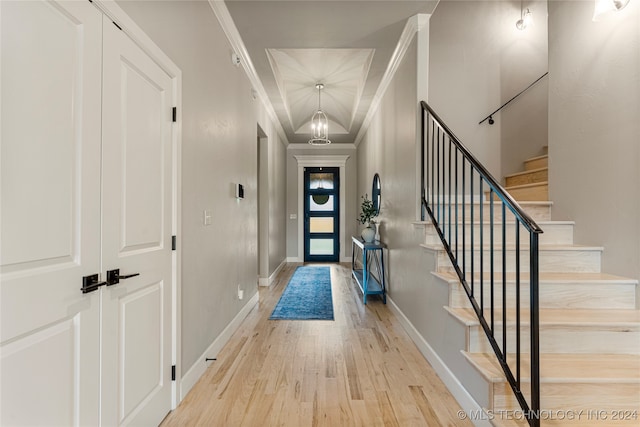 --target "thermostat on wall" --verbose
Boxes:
[236,183,244,199]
